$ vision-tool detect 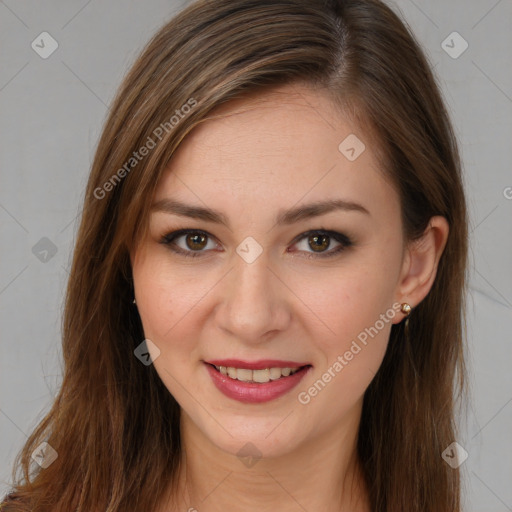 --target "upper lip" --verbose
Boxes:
[205,359,311,370]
